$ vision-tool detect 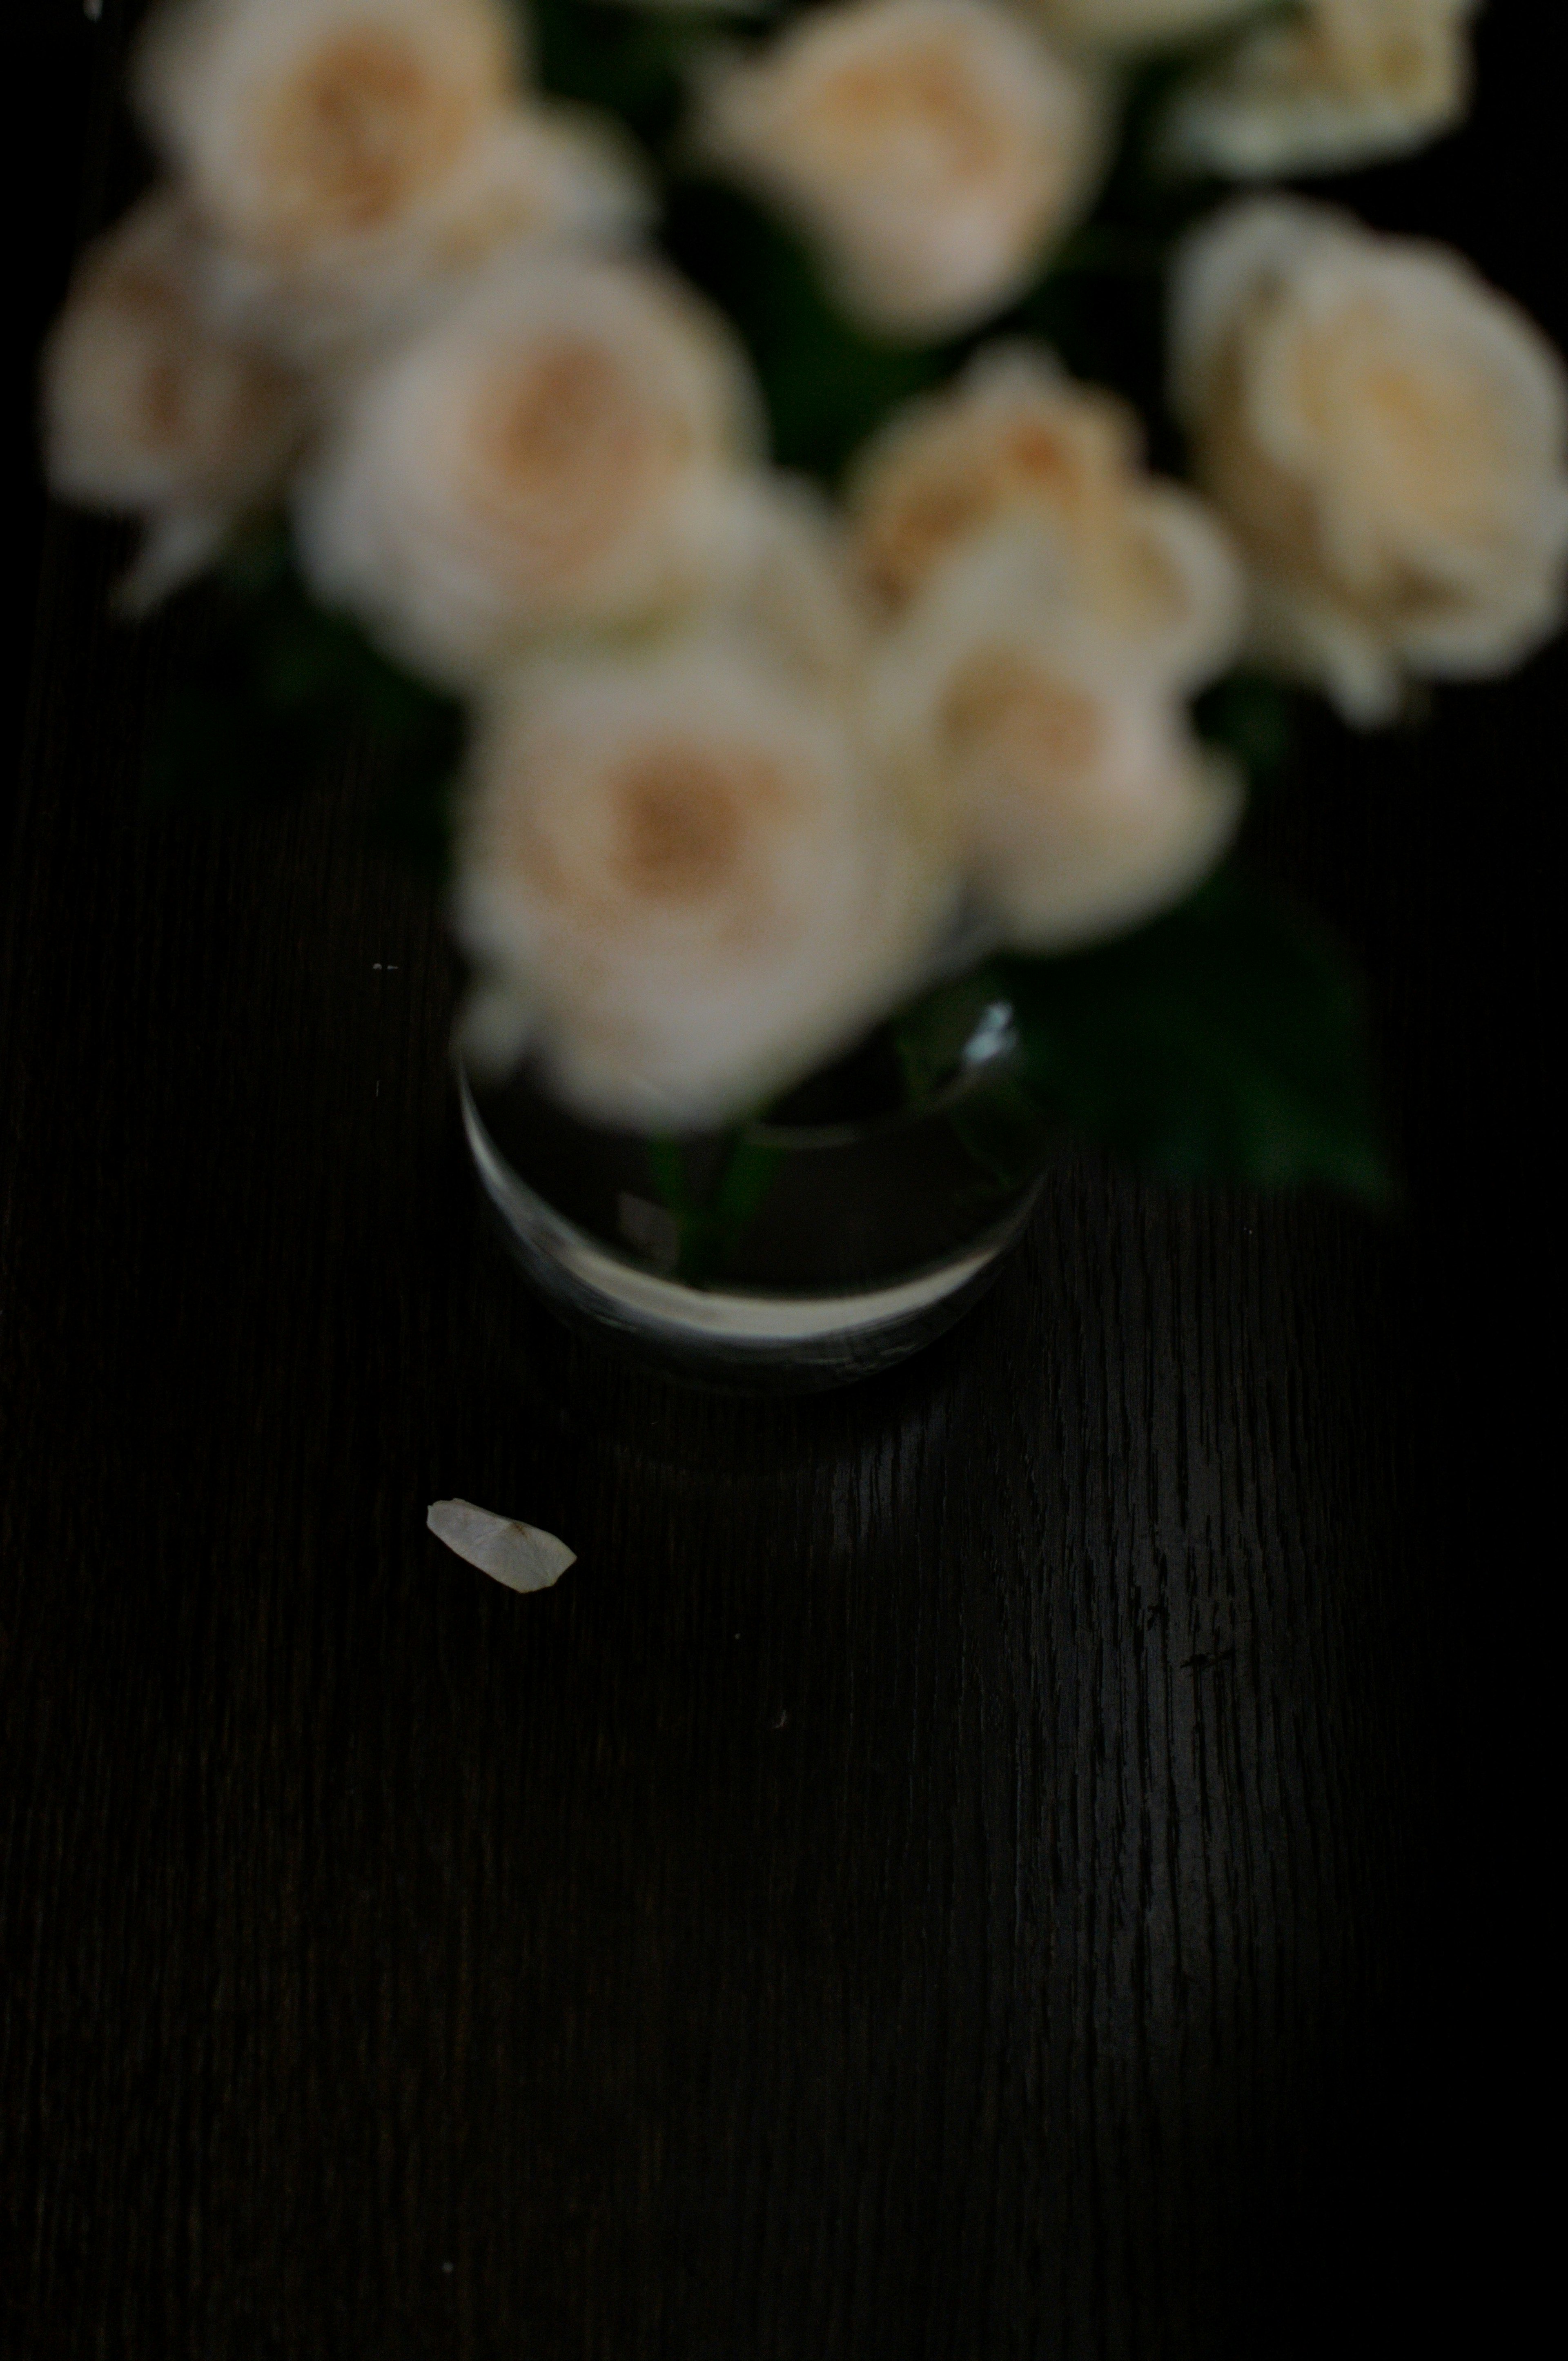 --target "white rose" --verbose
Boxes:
[293,253,761,686]
[132,0,646,362]
[41,191,308,610]
[204,105,652,367]
[867,525,1243,949]
[1171,198,1568,722]
[692,0,1110,339]
[452,631,948,1127]
[1162,0,1475,180]
[707,475,878,694]
[848,345,1243,689]
[1027,0,1265,54]
[134,0,519,246]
